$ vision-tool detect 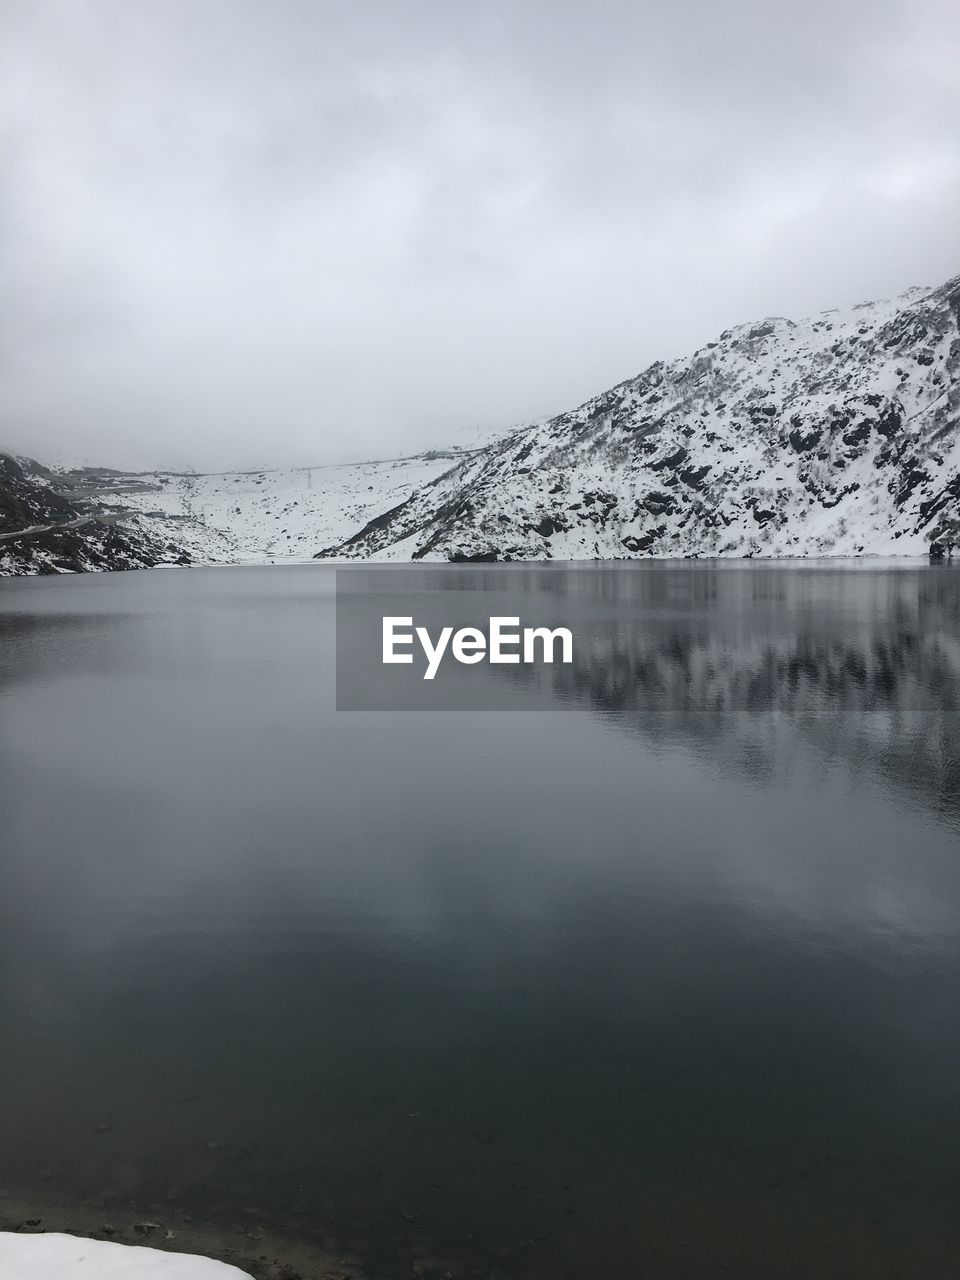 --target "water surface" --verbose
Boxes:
[1,564,958,1278]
